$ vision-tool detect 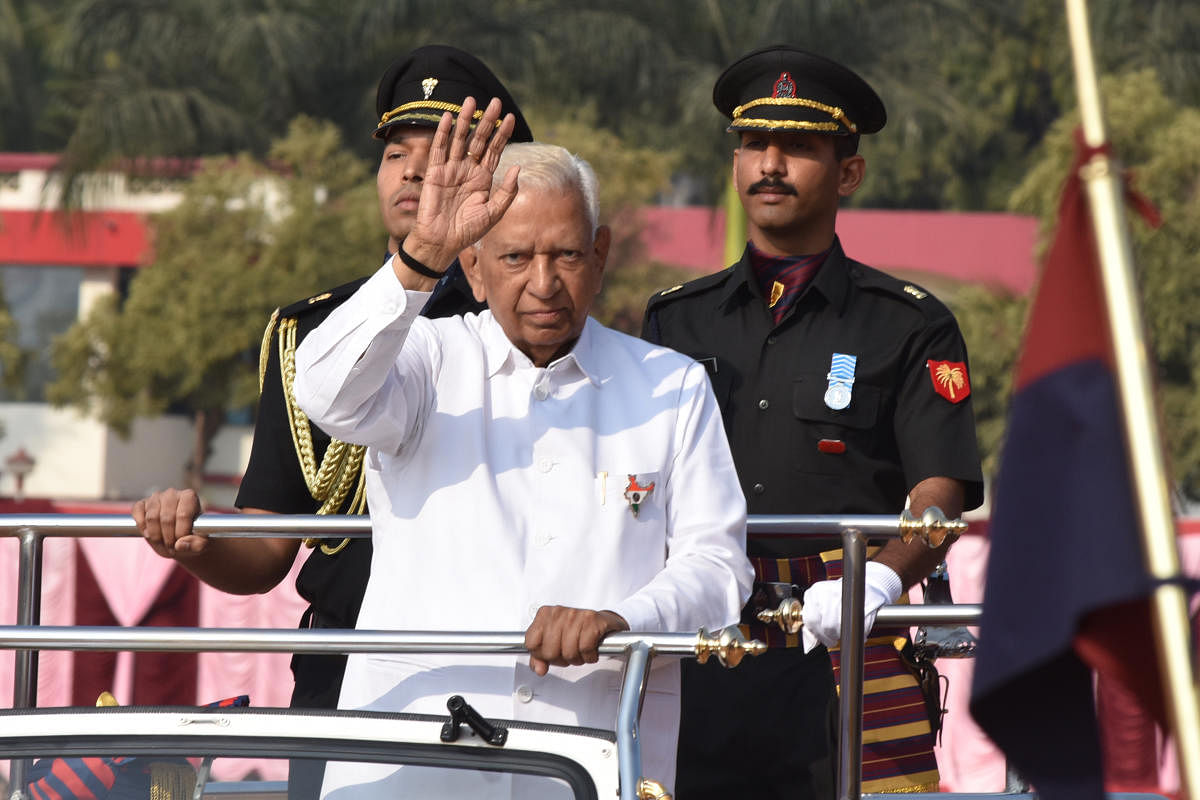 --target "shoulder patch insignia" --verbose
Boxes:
[307,292,333,305]
[927,359,970,403]
[904,285,928,300]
